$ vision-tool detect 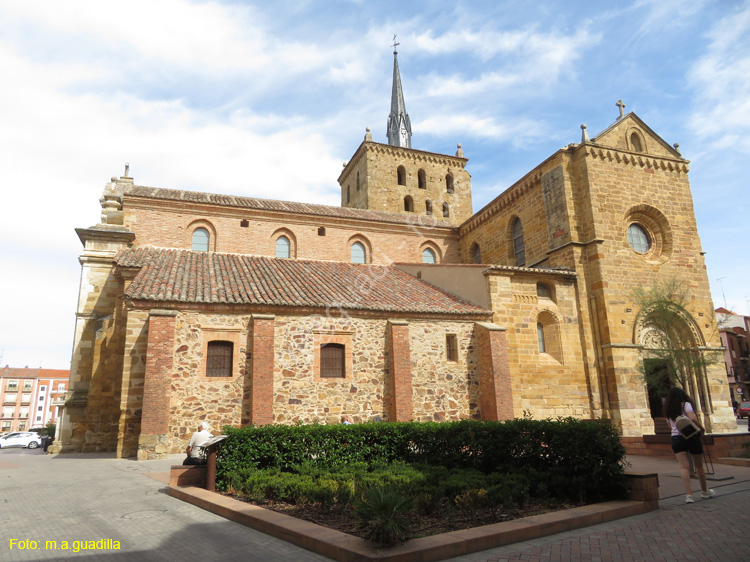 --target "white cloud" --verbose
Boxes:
[687,6,750,151]
[418,113,547,146]
[1,0,269,71]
